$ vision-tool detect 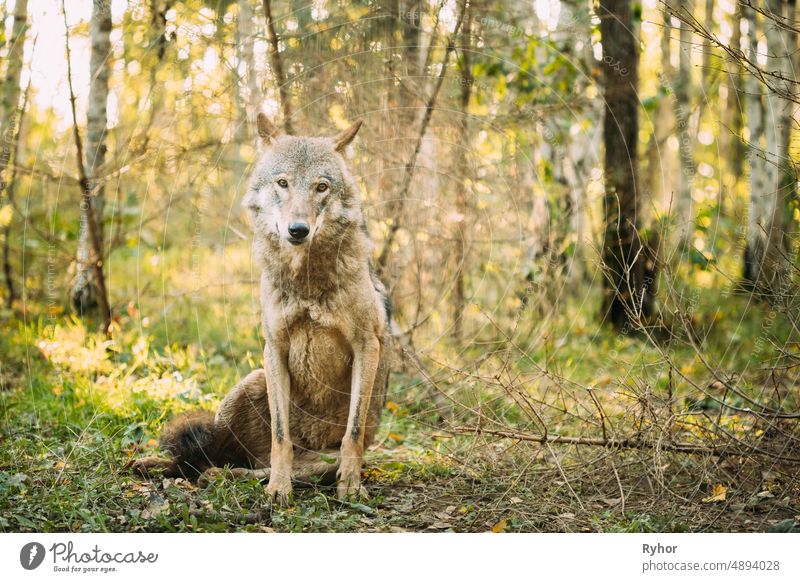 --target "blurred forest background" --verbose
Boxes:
[0,0,799,532]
